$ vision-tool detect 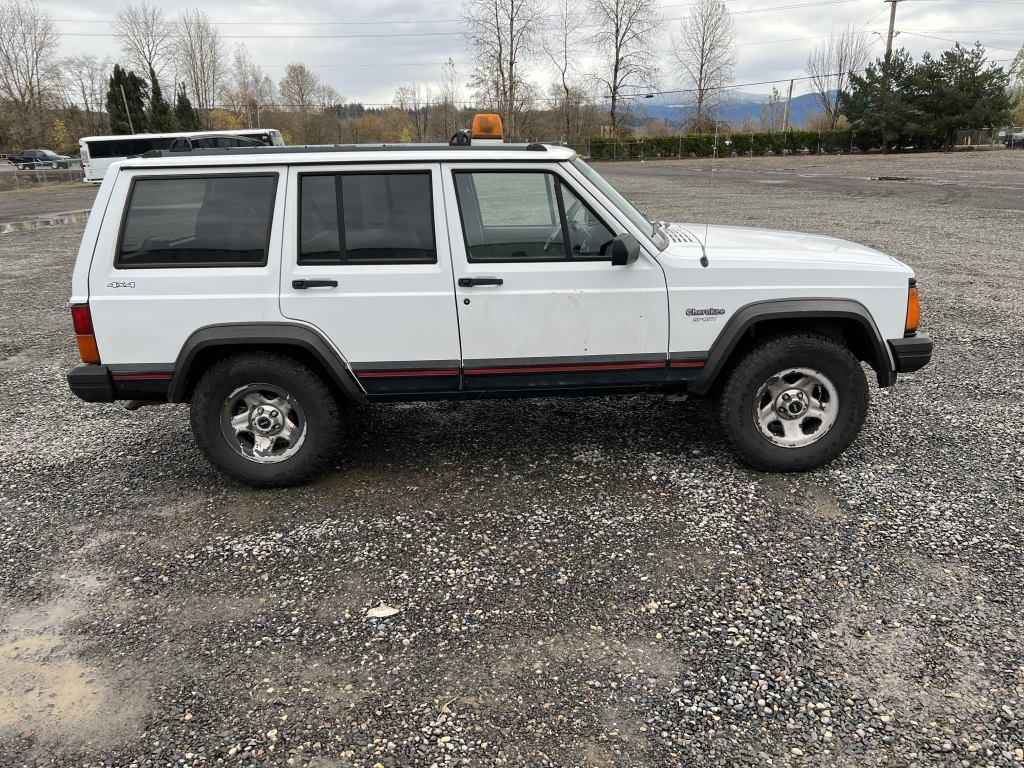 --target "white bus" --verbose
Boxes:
[79,129,285,182]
